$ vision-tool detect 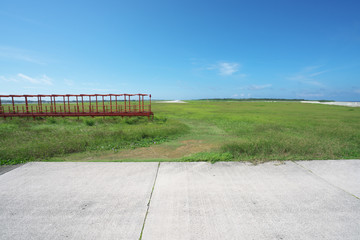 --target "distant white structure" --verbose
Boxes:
[301,101,360,107]
[157,100,187,103]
